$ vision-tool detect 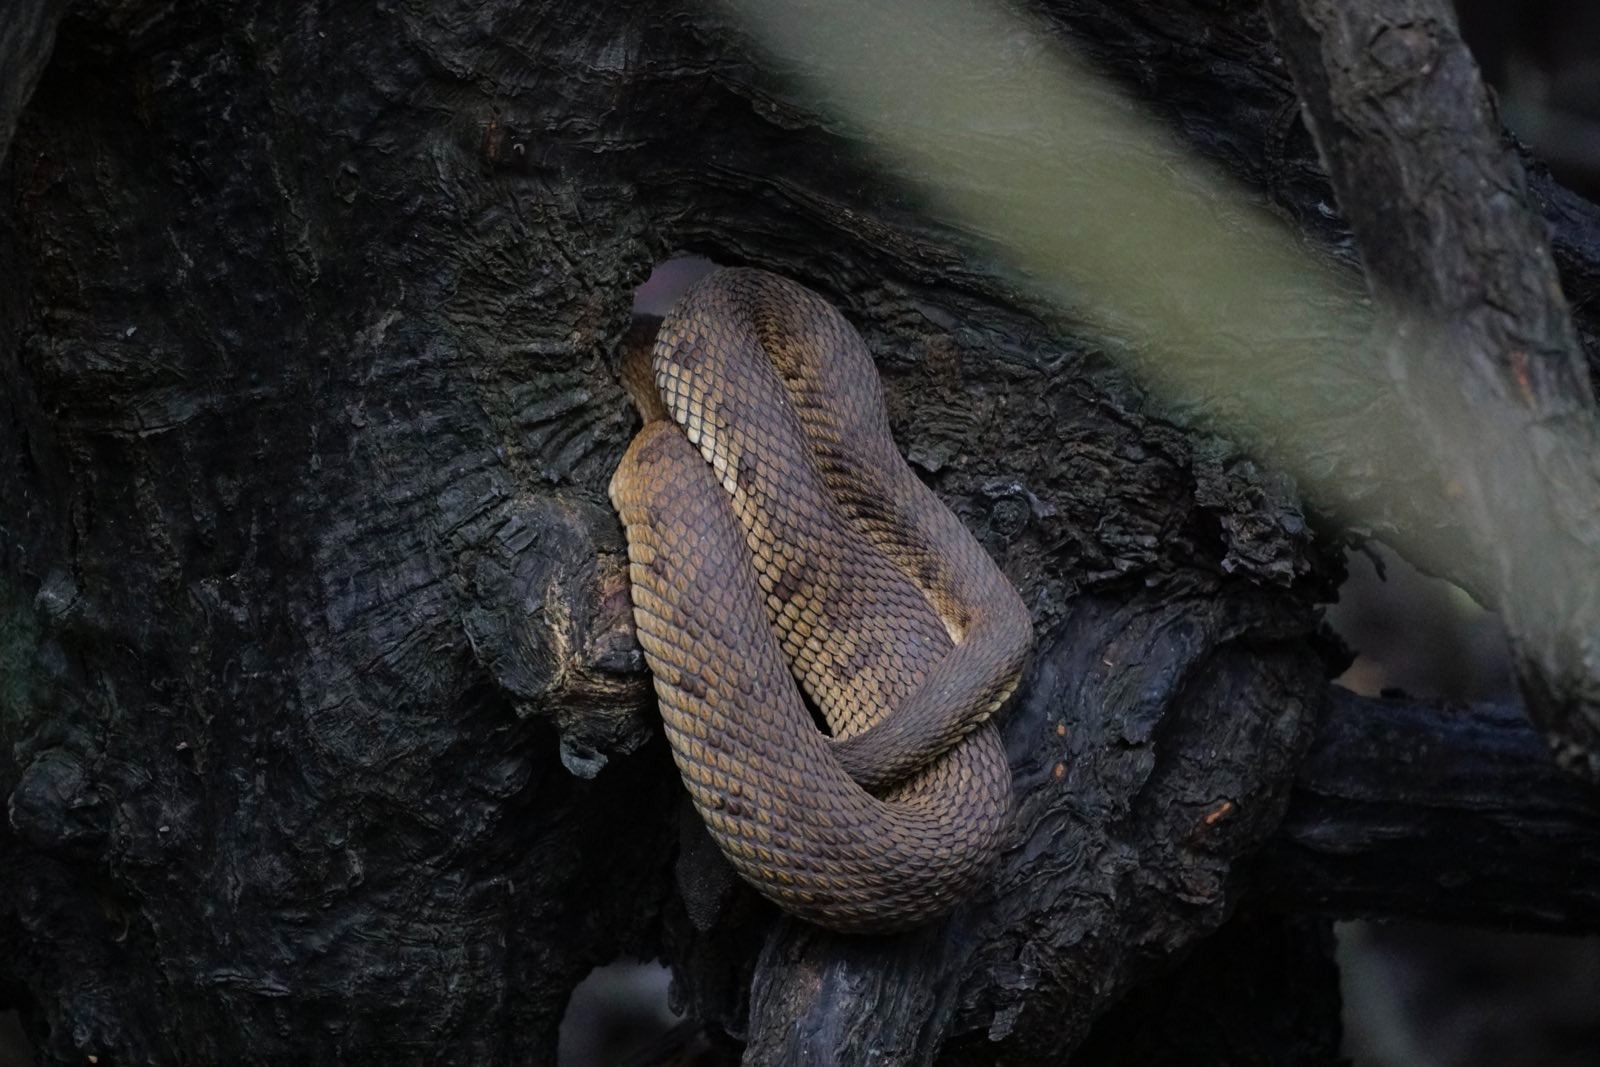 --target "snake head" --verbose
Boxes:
[609,420,698,524]
[619,313,669,424]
